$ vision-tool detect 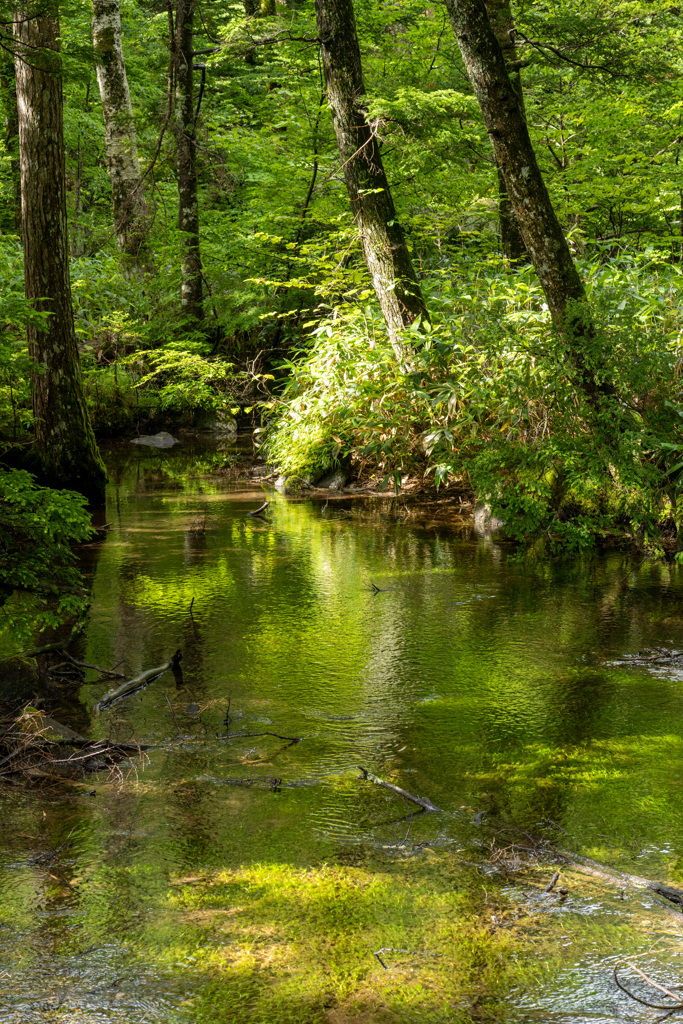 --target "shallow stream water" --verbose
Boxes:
[3,439,683,1022]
